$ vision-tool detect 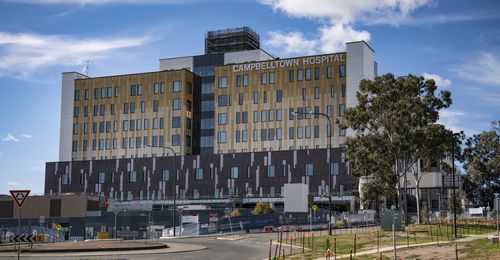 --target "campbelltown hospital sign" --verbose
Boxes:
[232,53,345,72]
